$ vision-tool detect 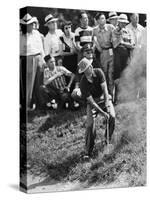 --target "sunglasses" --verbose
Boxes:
[85,51,93,54]
[65,26,71,30]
